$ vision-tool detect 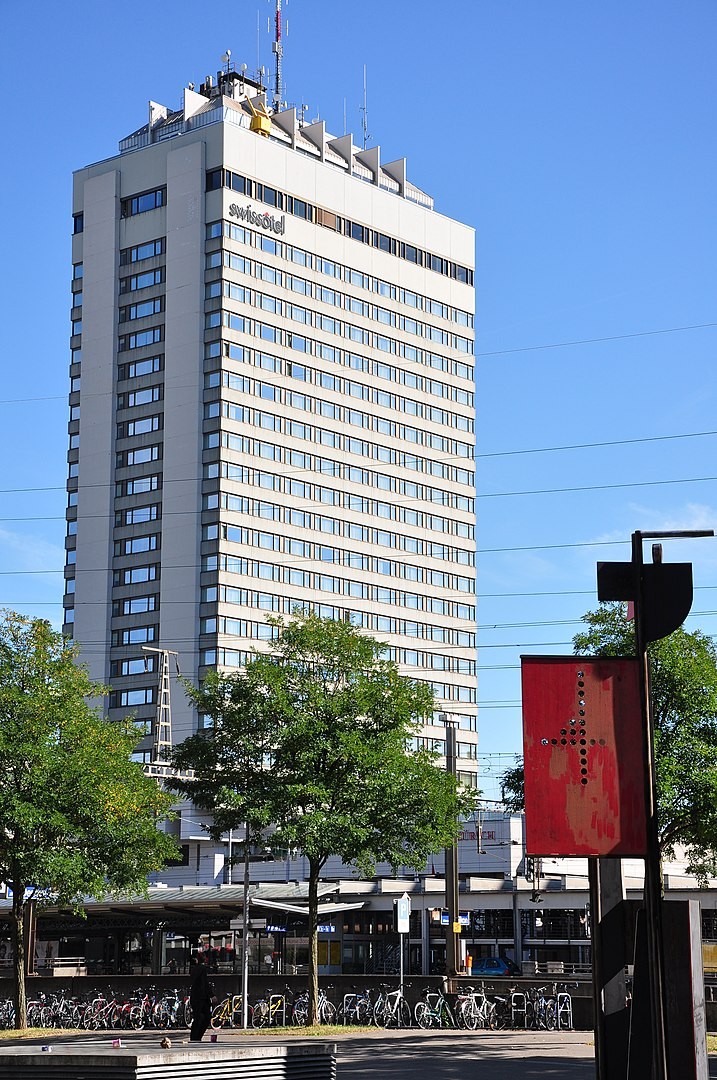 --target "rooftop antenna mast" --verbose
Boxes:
[360,64,370,149]
[272,0,284,111]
